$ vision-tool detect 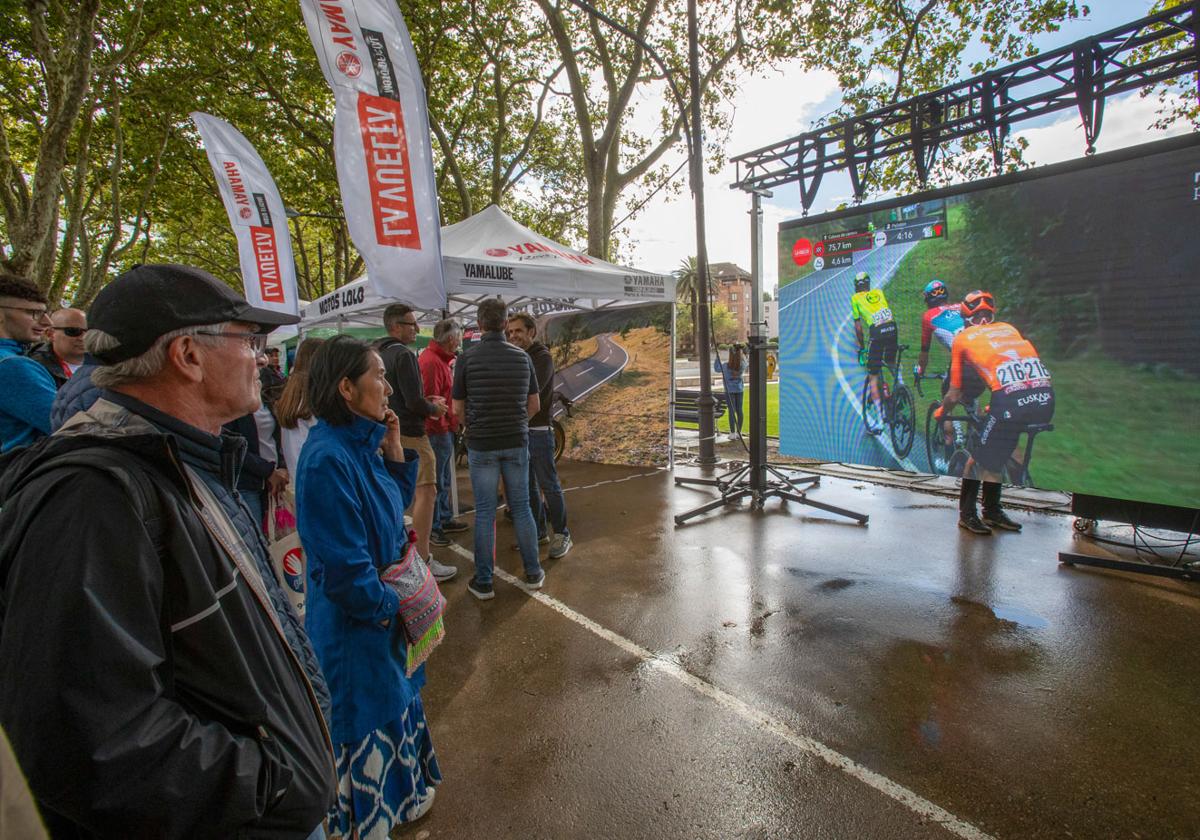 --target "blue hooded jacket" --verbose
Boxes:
[295,414,422,744]
[0,338,55,452]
